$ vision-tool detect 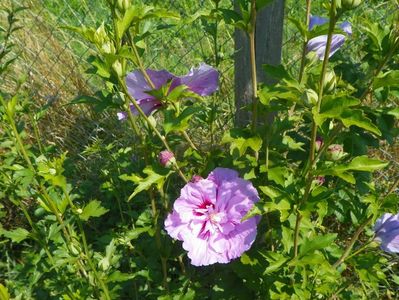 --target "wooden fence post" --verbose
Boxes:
[234,0,285,126]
